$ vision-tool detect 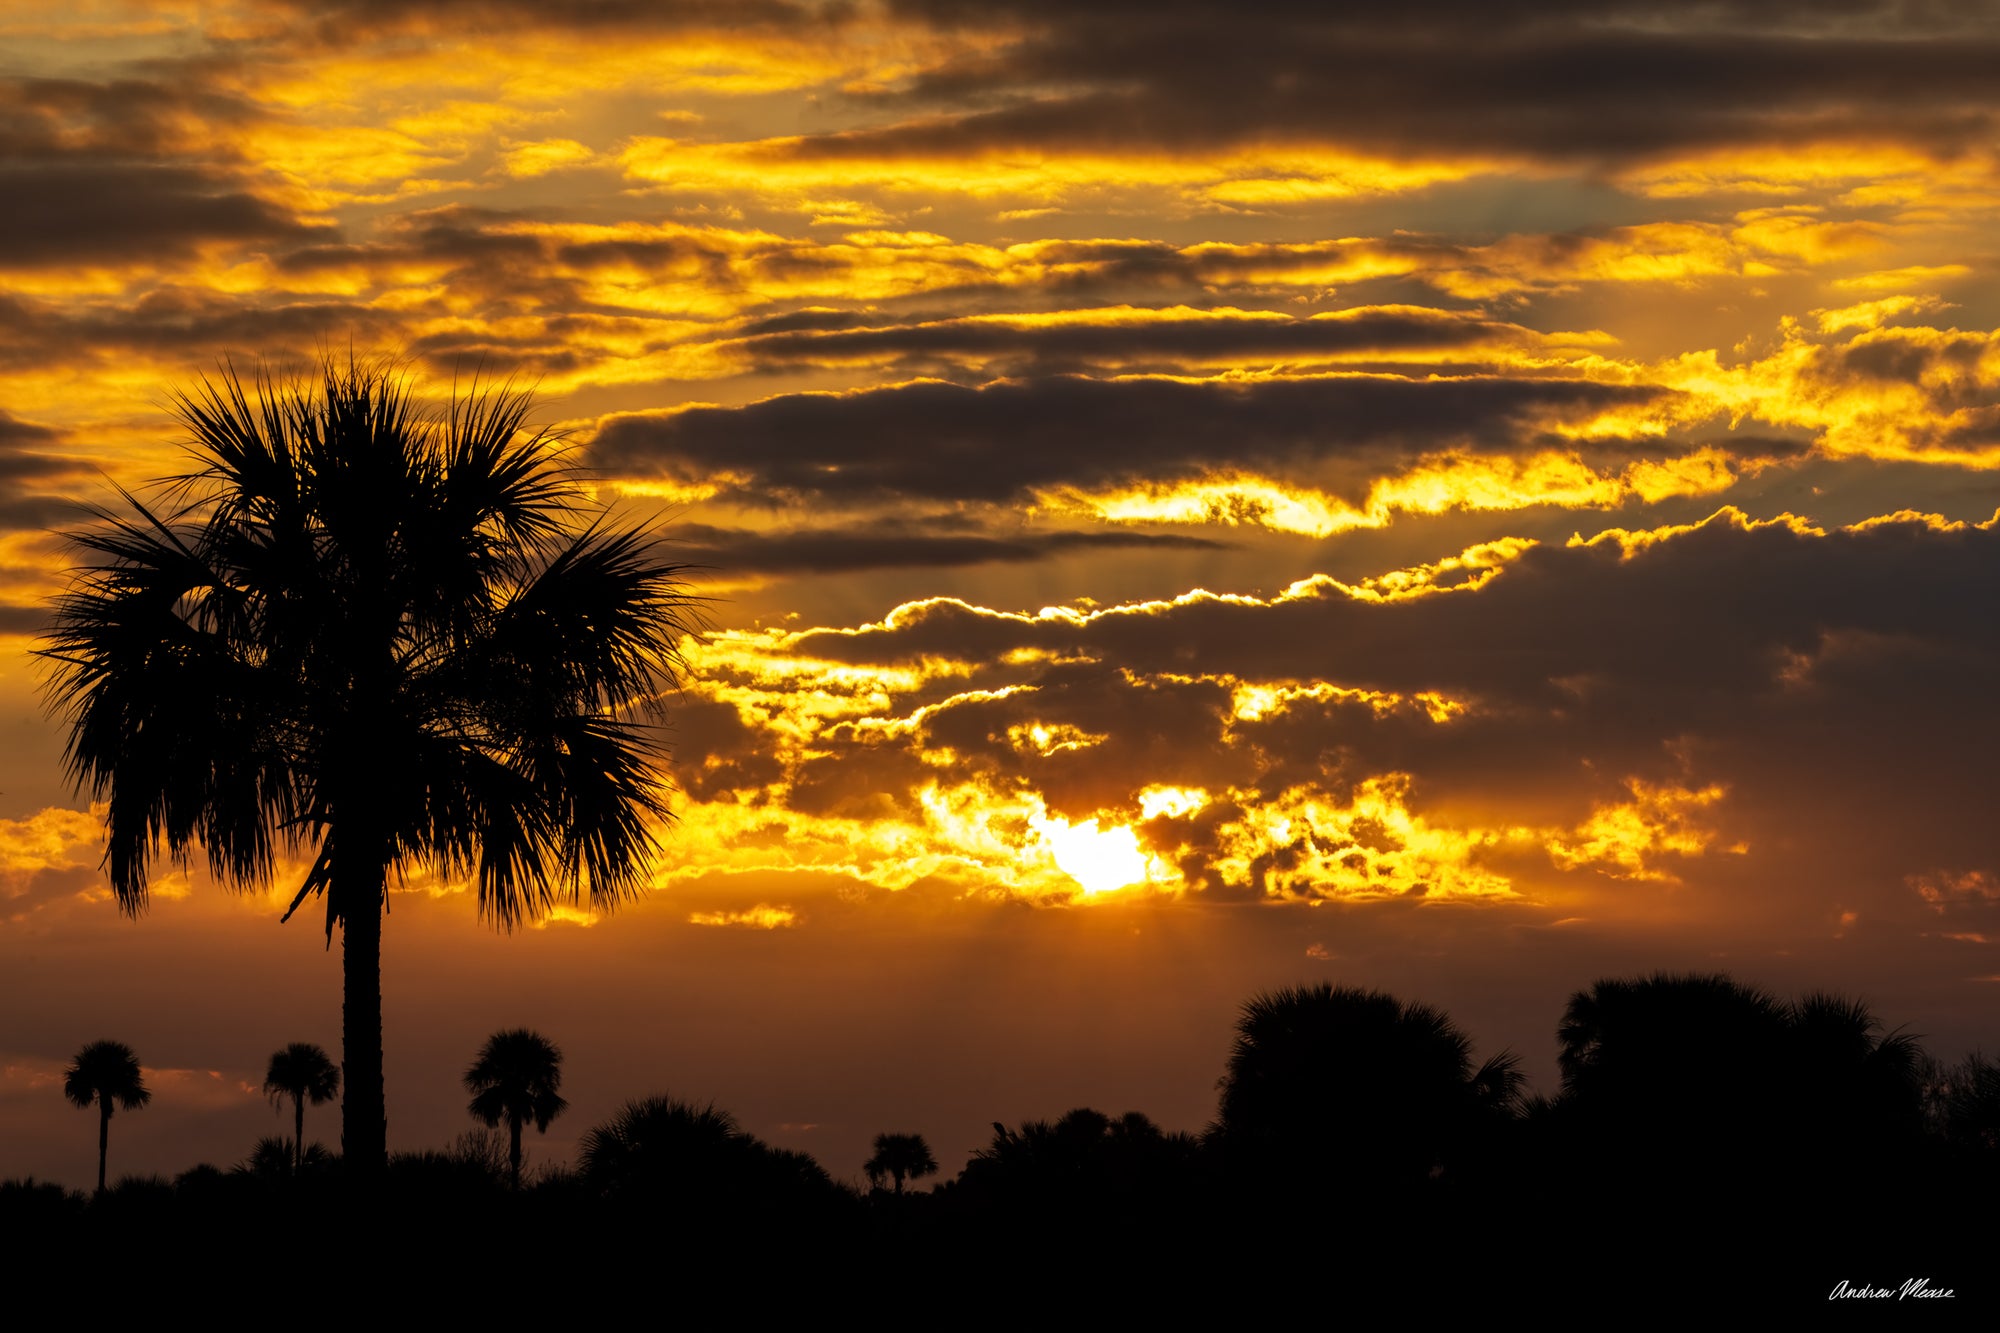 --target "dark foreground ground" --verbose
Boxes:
[6,1142,1991,1320]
